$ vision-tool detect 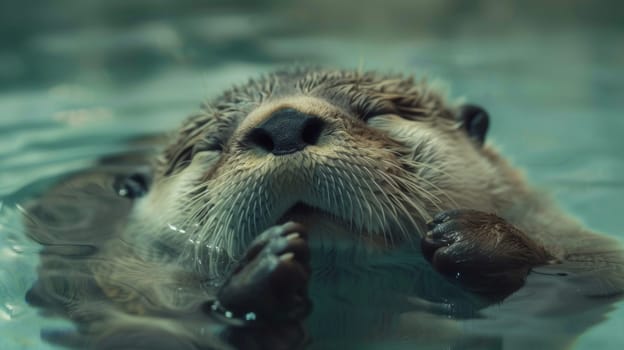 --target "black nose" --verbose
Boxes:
[245,108,325,155]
